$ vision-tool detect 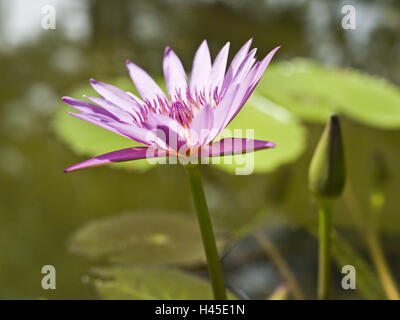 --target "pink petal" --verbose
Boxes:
[209,83,241,141]
[142,113,187,151]
[89,79,141,114]
[209,42,230,92]
[189,103,214,147]
[84,95,141,123]
[214,46,281,134]
[64,147,166,172]
[229,38,253,75]
[200,138,275,157]
[249,46,281,89]
[226,46,281,124]
[163,46,188,100]
[67,112,162,147]
[190,40,212,94]
[221,38,253,91]
[62,97,118,120]
[126,60,166,102]
[229,48,257,86]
